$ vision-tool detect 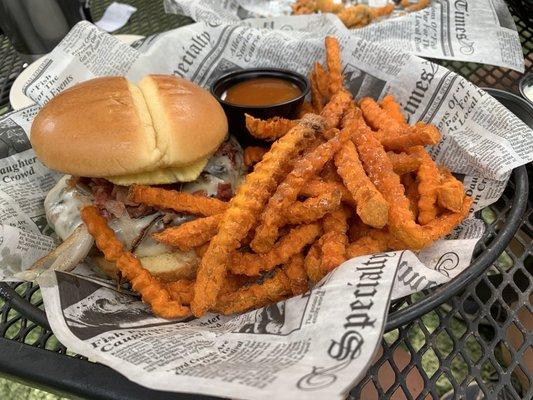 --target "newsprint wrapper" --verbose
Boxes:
[0,18,531,399]
[164,0,525,72]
